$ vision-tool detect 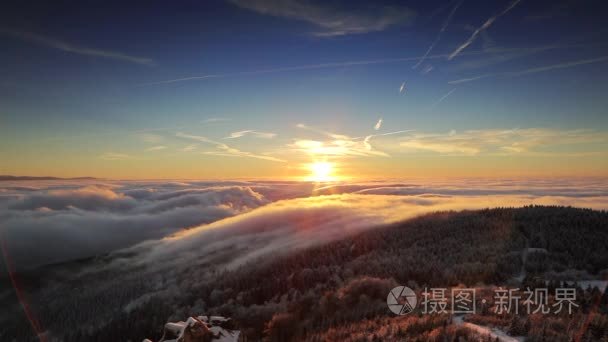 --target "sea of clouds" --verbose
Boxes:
[1,178,607,271]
